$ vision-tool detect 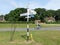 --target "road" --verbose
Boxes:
[0,27,60,31]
